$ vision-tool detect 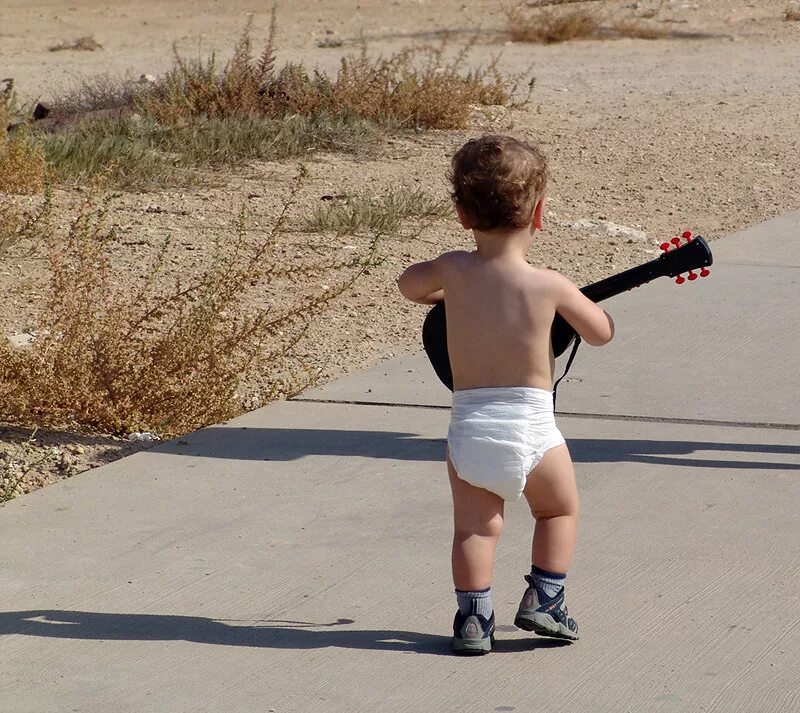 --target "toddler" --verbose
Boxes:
[398,135,614,654]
